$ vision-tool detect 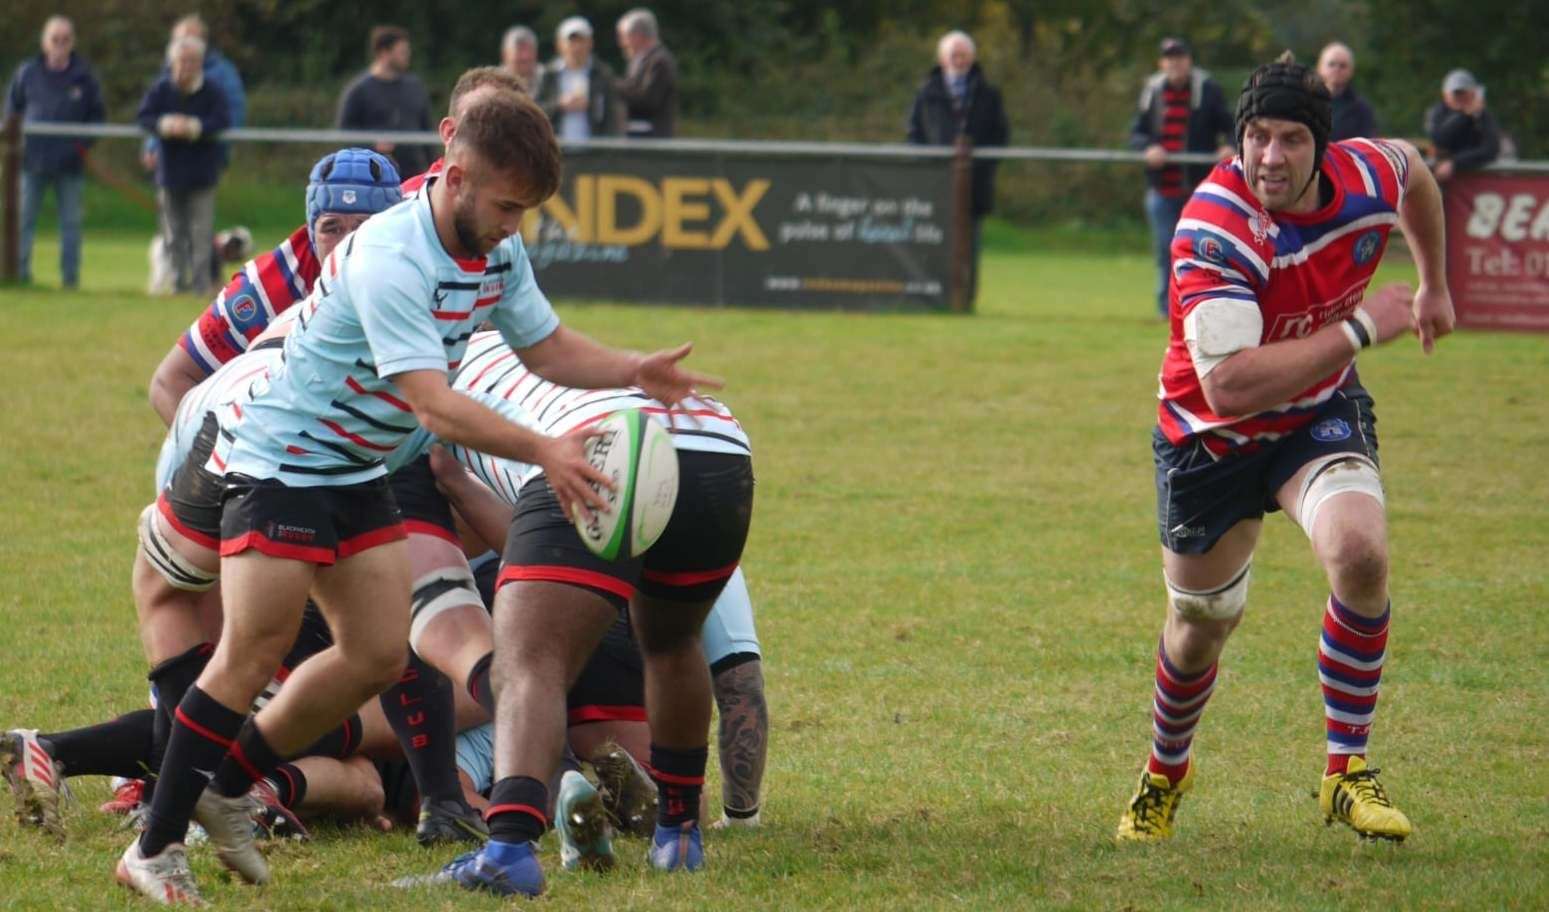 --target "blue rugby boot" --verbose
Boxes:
[648,820,704,872]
